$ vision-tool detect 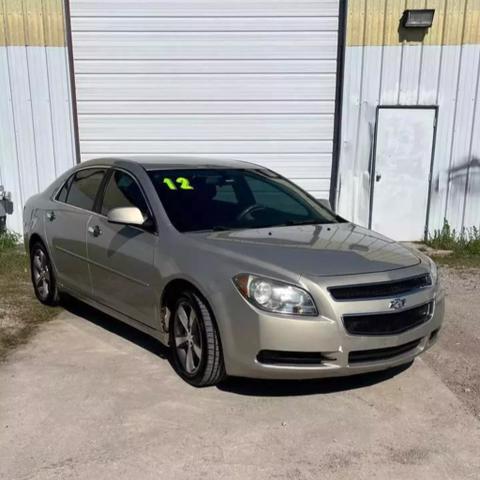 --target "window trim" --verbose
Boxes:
[96,167,158,235]
[55,173,73,204]
[93,169,113,215]
[53,166,108,214]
